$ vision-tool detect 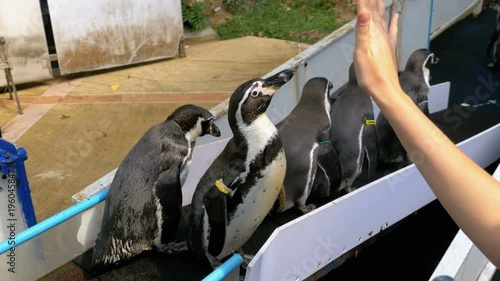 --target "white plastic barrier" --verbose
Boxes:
[245,122,500,281]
